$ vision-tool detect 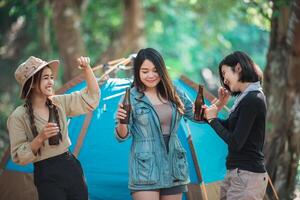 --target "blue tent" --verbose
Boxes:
[0,77,227,200]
